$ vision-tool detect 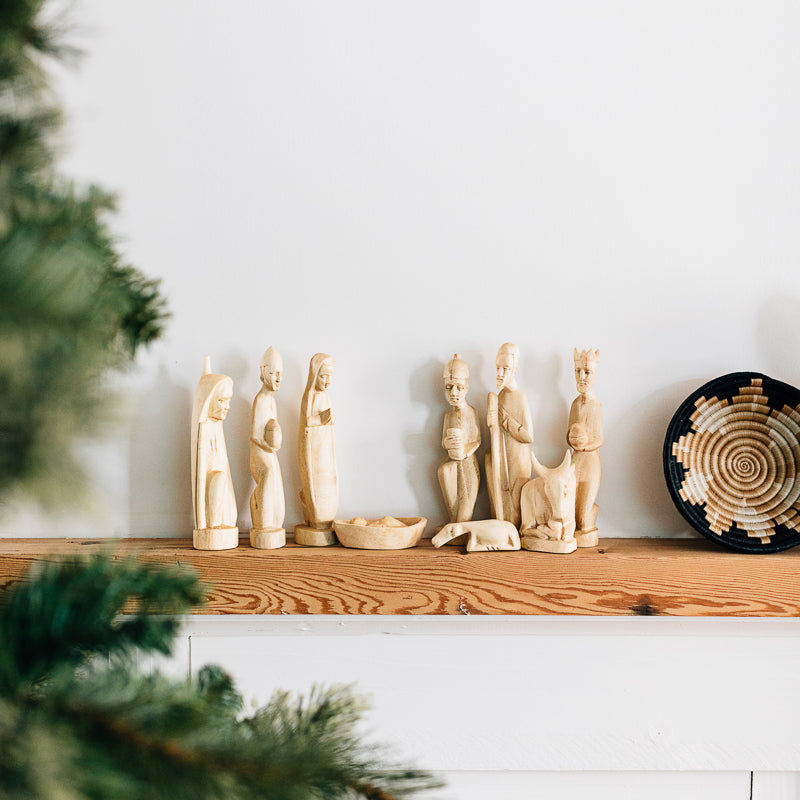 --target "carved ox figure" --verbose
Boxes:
[520,450,577,544]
